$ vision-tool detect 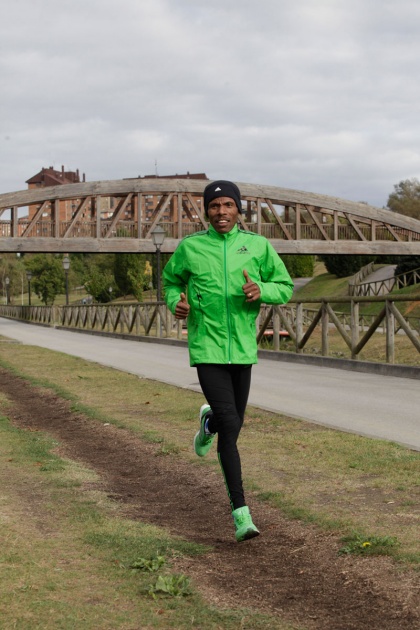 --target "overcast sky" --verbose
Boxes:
[1,0,420,208]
